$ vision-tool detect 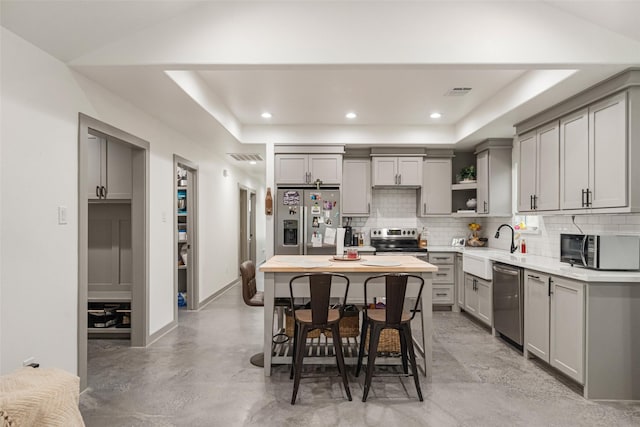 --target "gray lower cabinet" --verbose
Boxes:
[464,273,492,326]
[524,269,585,384]
[455,253,464,307]
[428,252,455,305]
